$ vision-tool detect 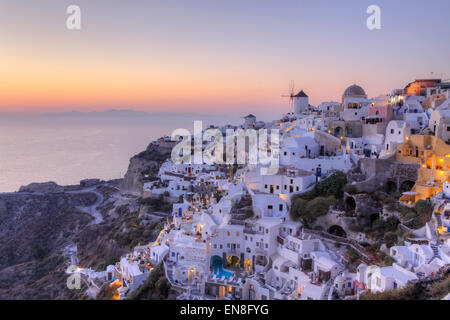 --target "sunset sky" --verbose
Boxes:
[1,0,450,118]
